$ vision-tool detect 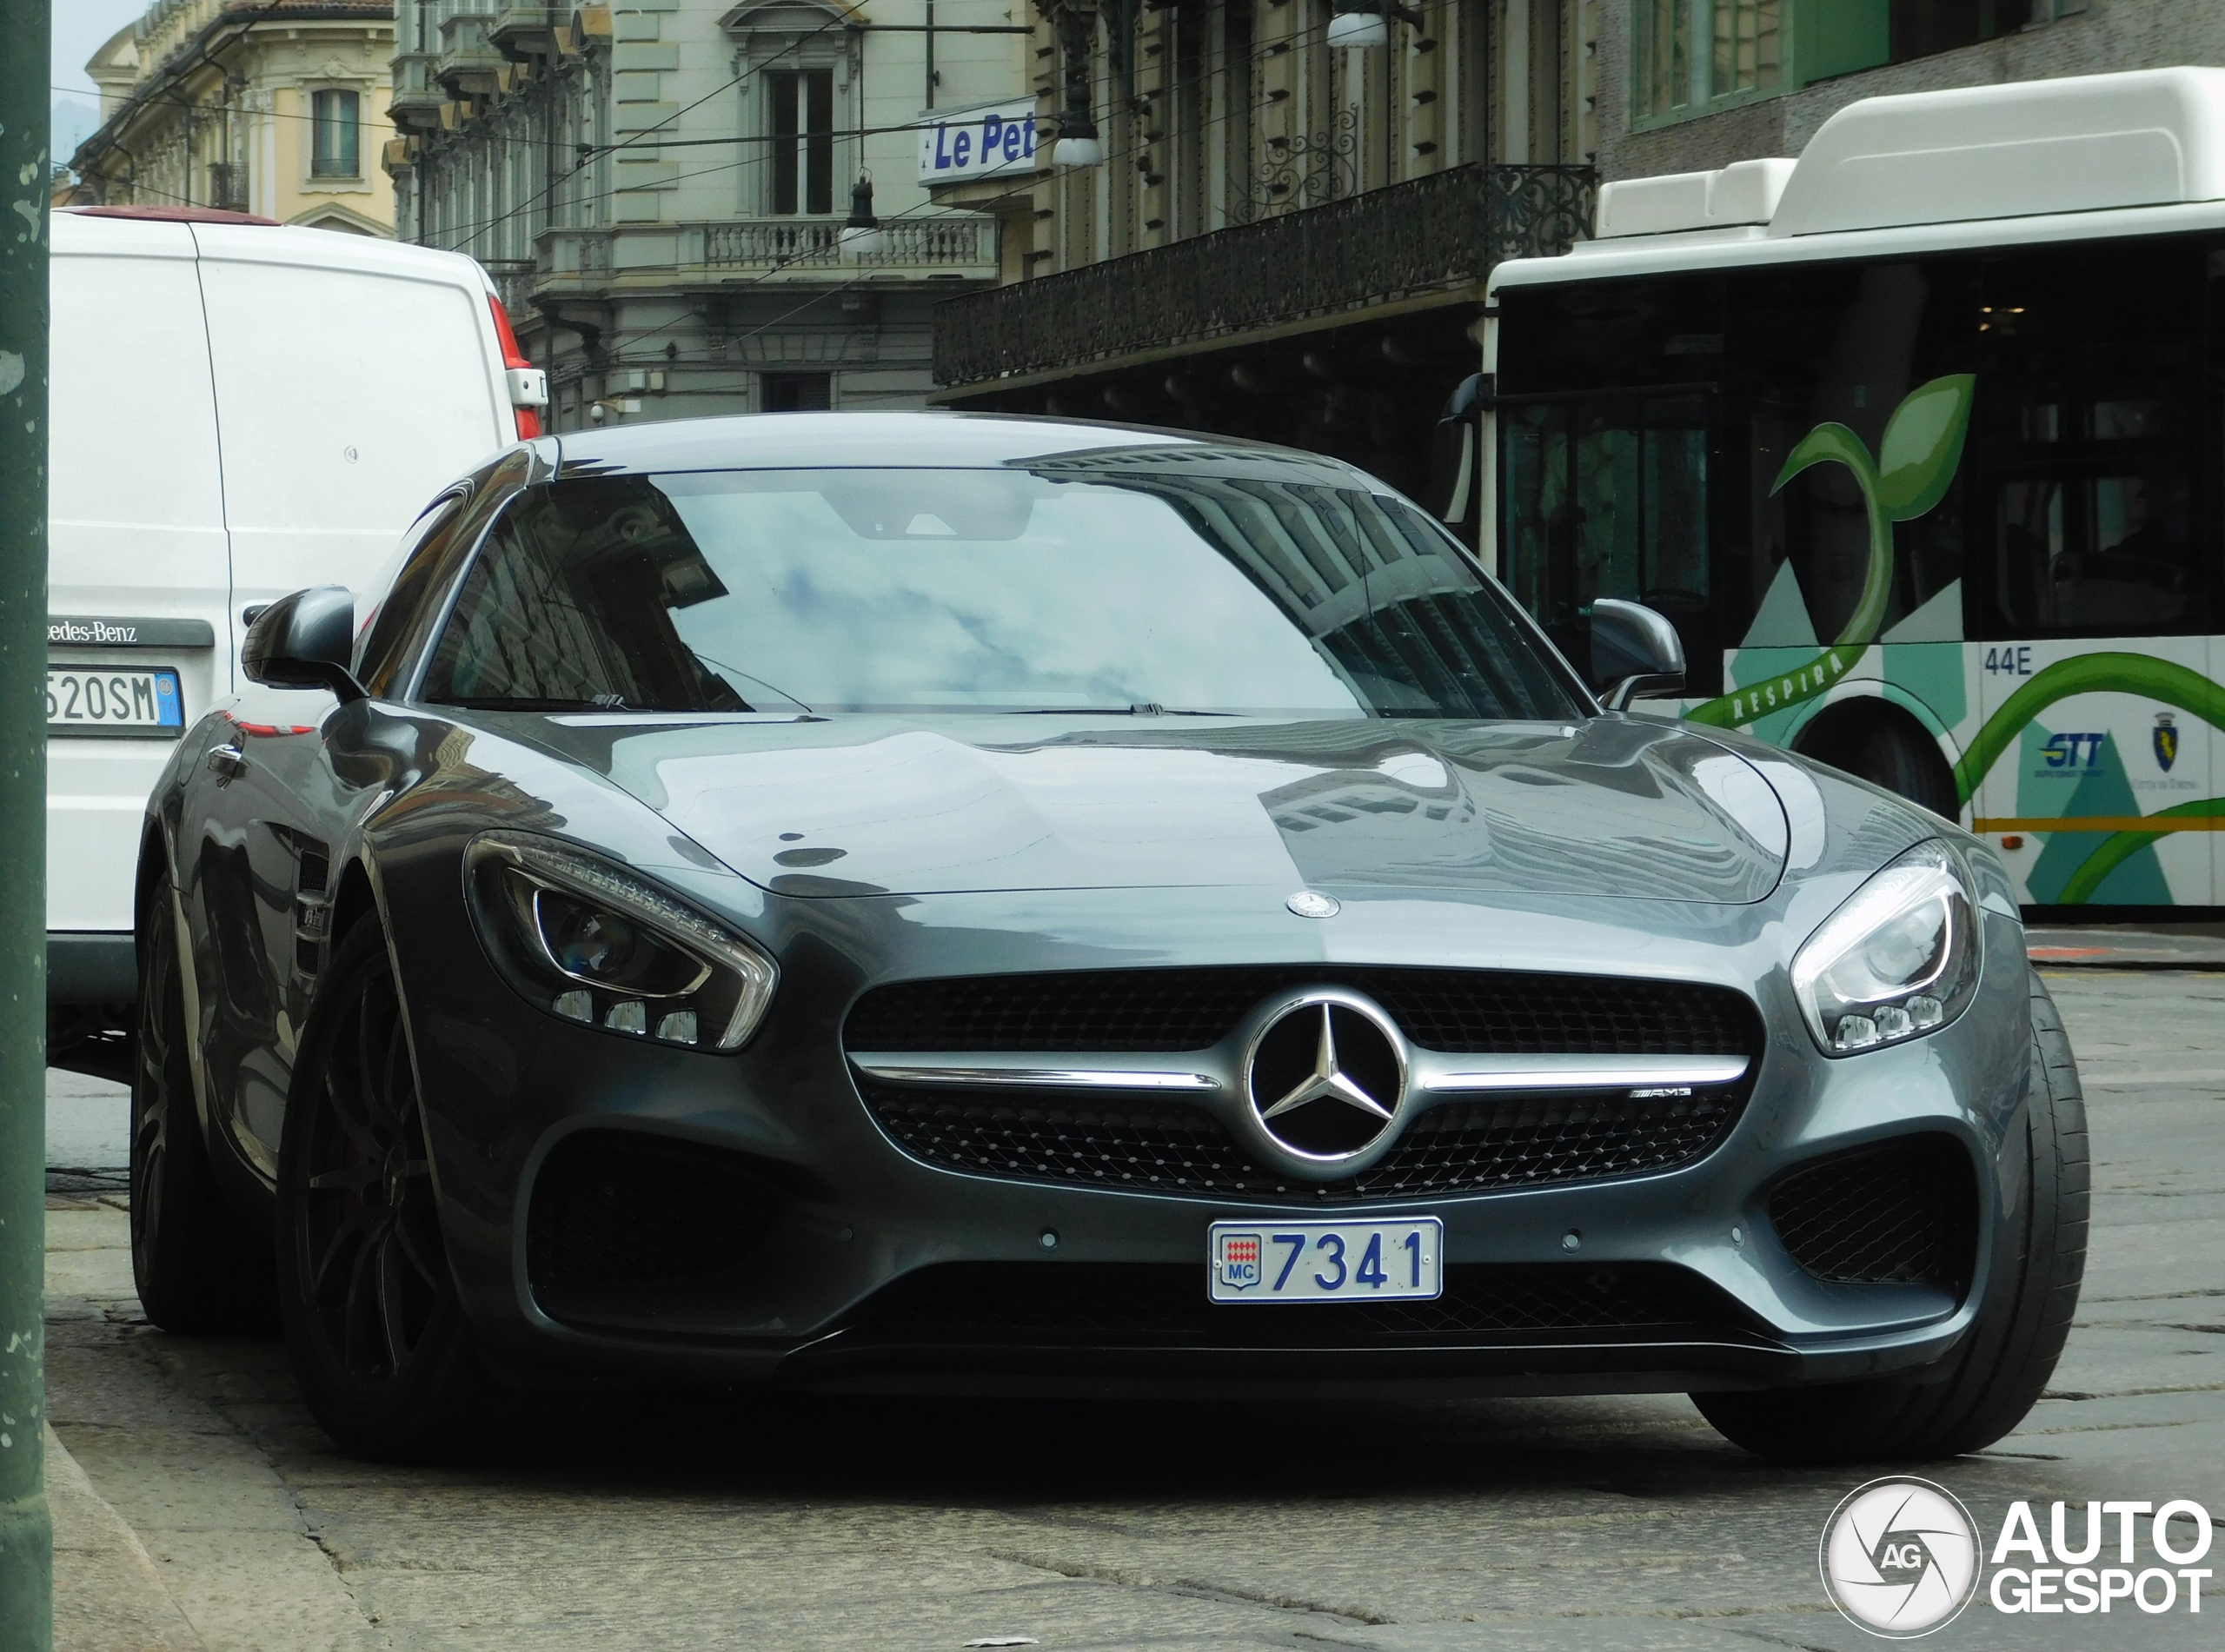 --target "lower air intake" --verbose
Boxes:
[1768,1135,1976,1289]
[847,1261,1748,1344]
[527,1130,780,1293]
